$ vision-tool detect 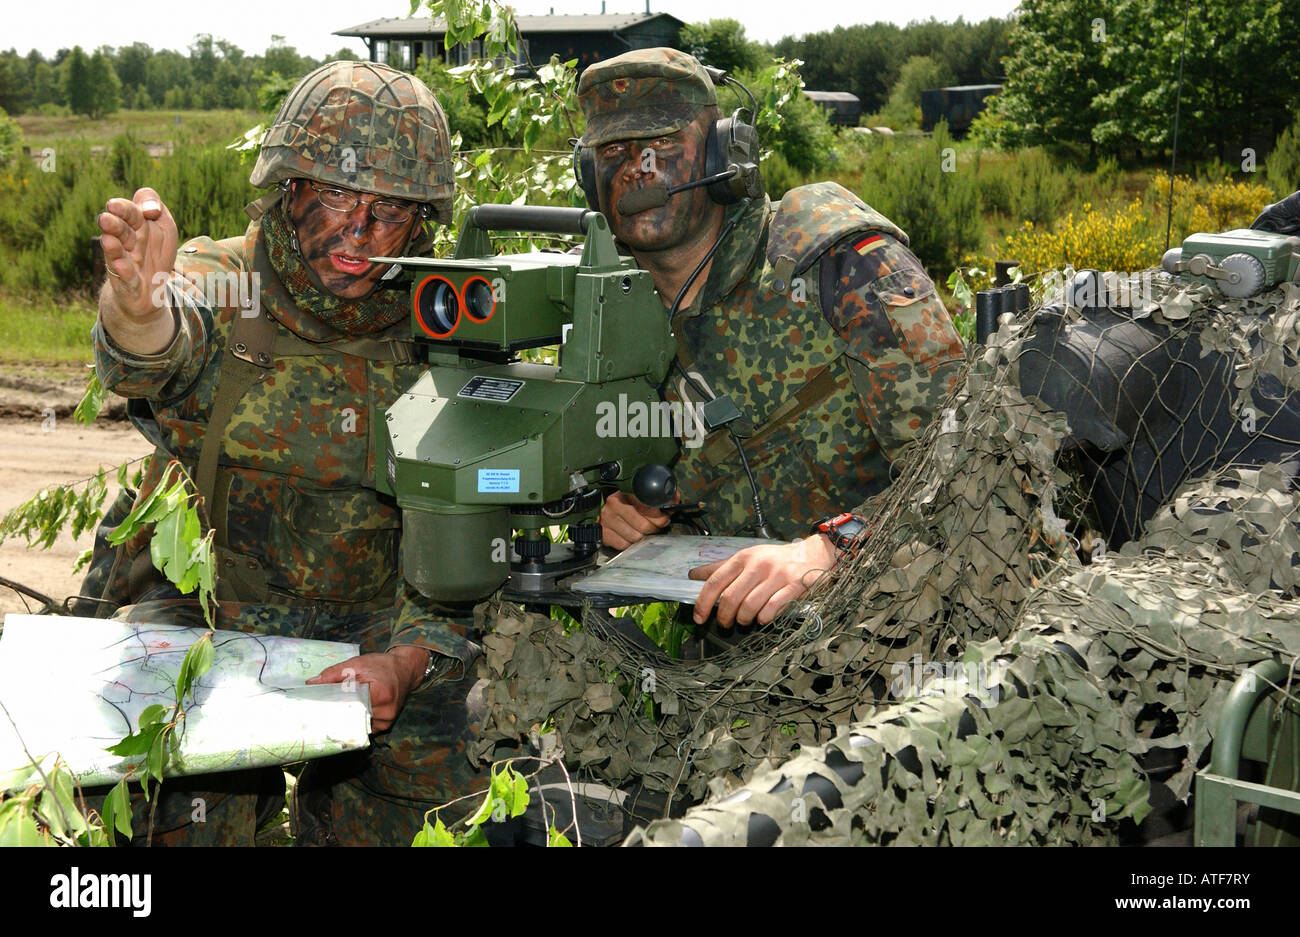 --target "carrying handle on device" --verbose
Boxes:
[468,204,596,235]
